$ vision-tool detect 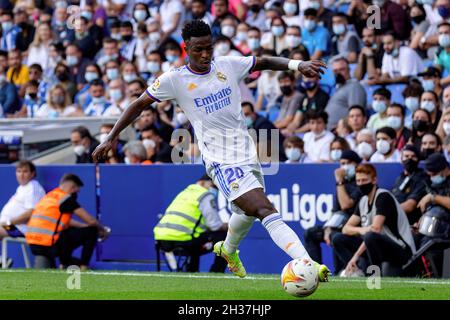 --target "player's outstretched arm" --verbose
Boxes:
[92,93,155,162]
[252,56,327,78]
